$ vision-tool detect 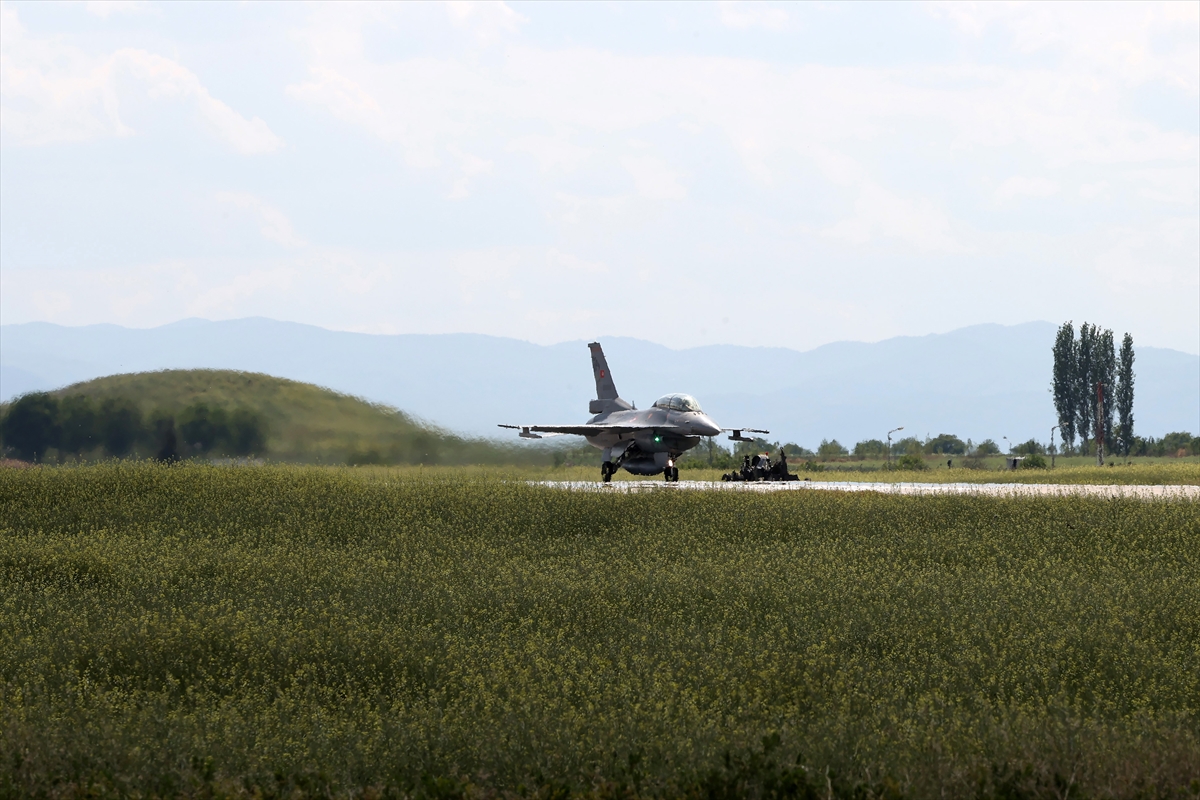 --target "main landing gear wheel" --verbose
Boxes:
[601,461,615,483]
